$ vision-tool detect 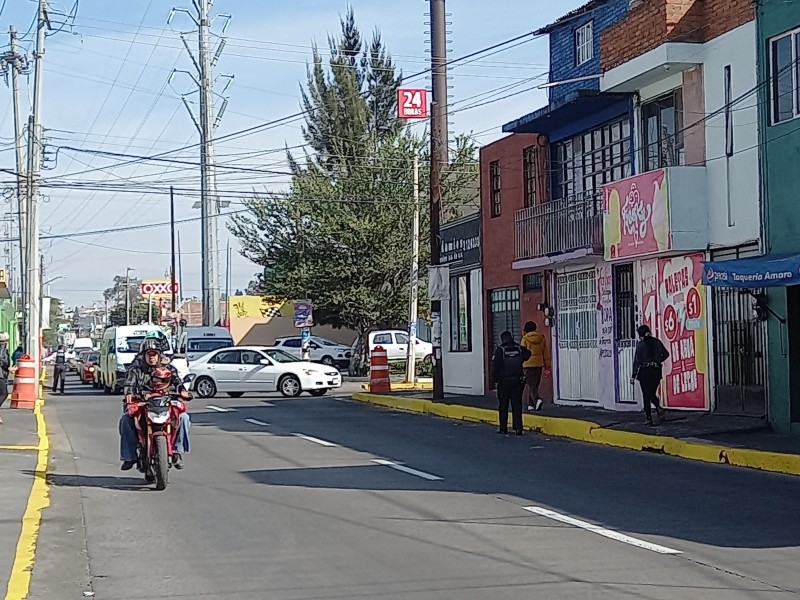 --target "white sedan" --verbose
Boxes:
[185,346,342,399]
